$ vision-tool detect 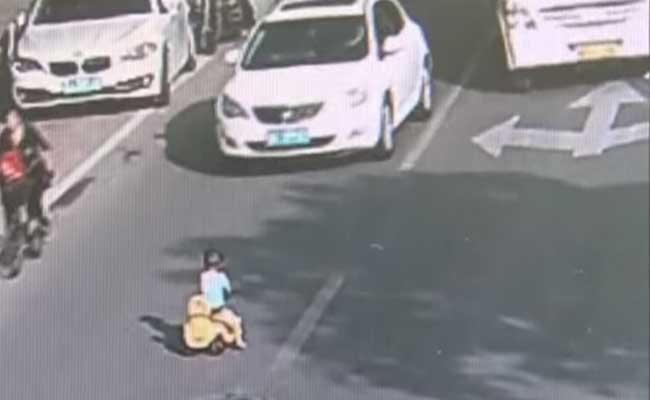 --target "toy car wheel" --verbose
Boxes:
[209,338,225,355]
